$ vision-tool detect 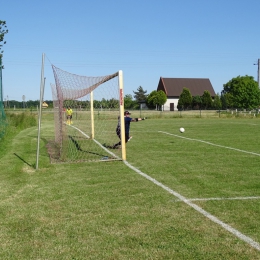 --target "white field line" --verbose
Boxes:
[69,124,90,138]
[174,196,260,202]
[159,131,260,157]
[69,124,260,250]
[68,124,121,160]
[124,160,260,251]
